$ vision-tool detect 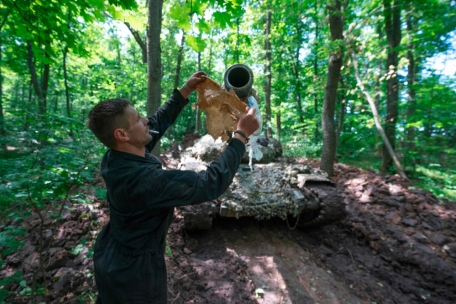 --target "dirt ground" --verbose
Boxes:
[2,137,456,303]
